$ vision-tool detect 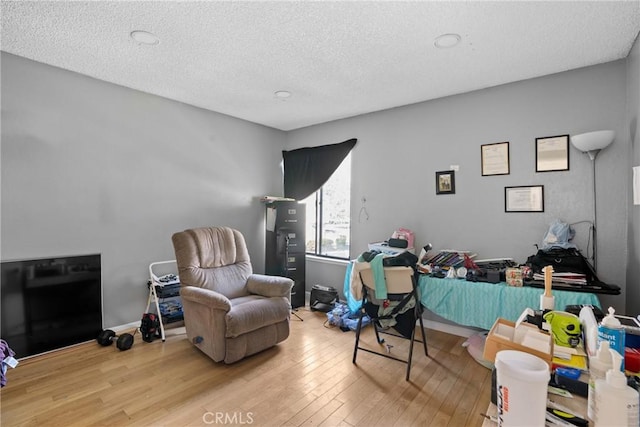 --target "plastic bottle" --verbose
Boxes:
[594,349,639,427]
[597,306,626,371]
[588,340,613,421]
